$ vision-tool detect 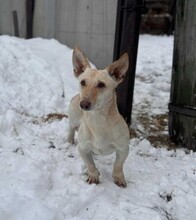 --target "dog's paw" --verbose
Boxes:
[66,137,75,145]
[86,170,100,185]
[87,175,99,185]
[66,130,76,144]
[113,176,127,188]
